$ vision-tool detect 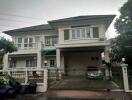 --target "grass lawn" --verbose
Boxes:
[128,77,132,90]
[112,76,124,89]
